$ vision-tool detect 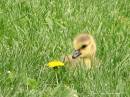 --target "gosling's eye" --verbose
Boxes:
[81,45,87,49]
